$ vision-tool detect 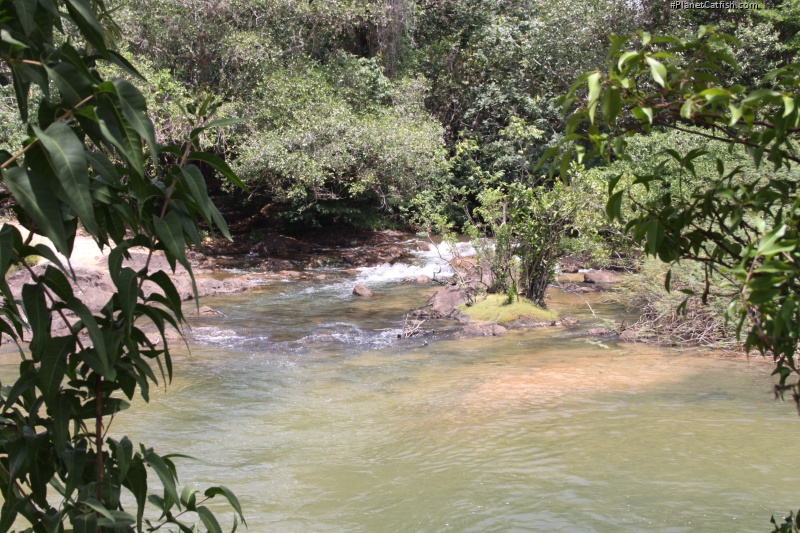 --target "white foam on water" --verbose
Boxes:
[353,240,475,285]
